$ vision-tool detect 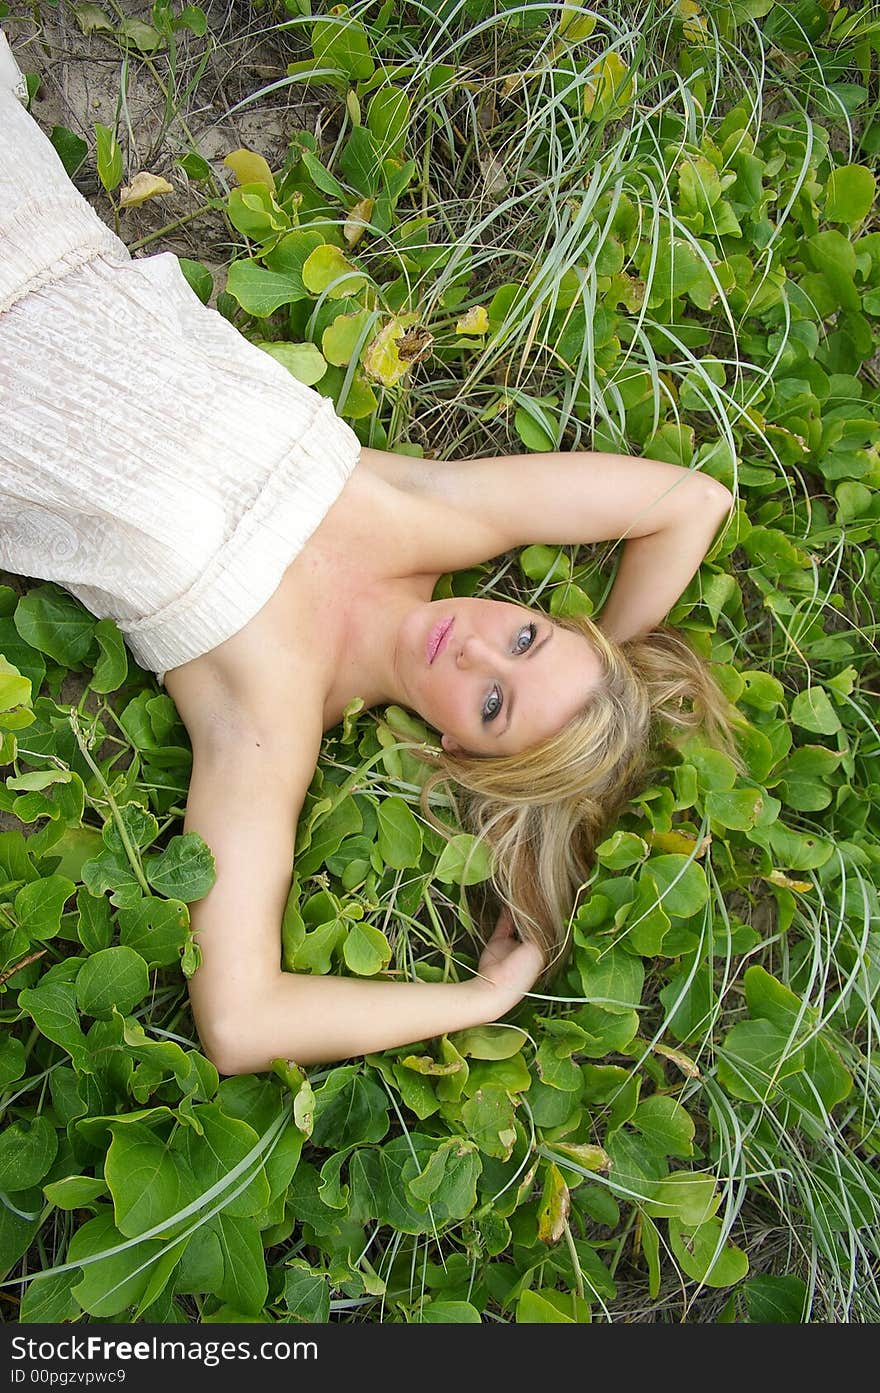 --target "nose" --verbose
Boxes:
[455,634,496,671]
